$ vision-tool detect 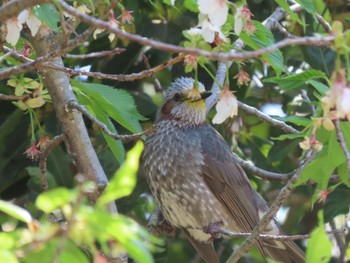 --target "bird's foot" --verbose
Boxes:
[148,208,176,237]
[203,221,224,240]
